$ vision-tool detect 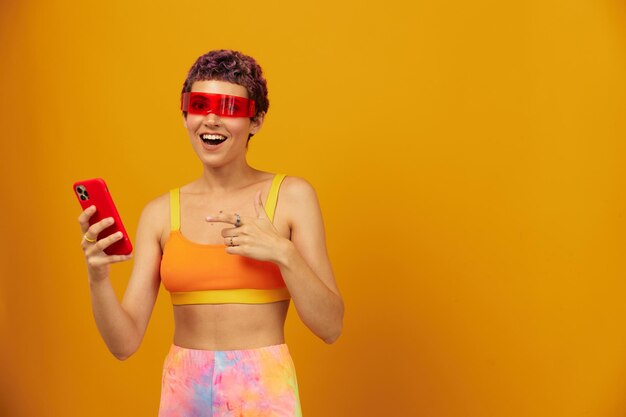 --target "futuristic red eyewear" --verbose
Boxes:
[181,92,256,118]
